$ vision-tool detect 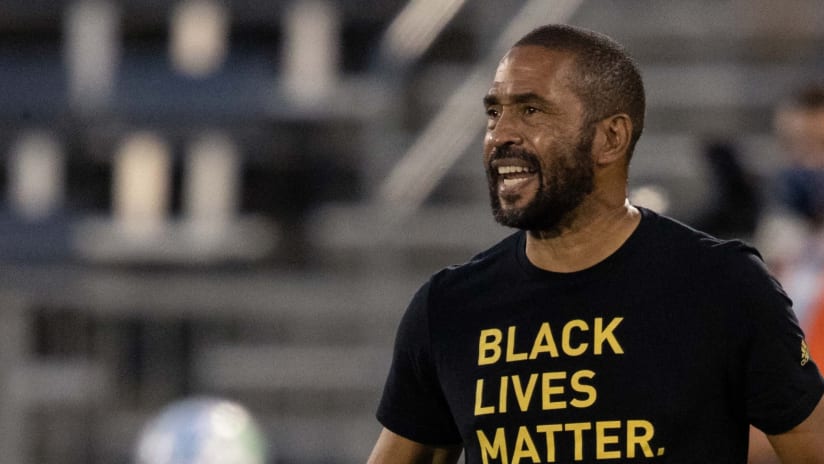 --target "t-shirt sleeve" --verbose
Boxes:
[376,281,462,445]
[734,246,824,434]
